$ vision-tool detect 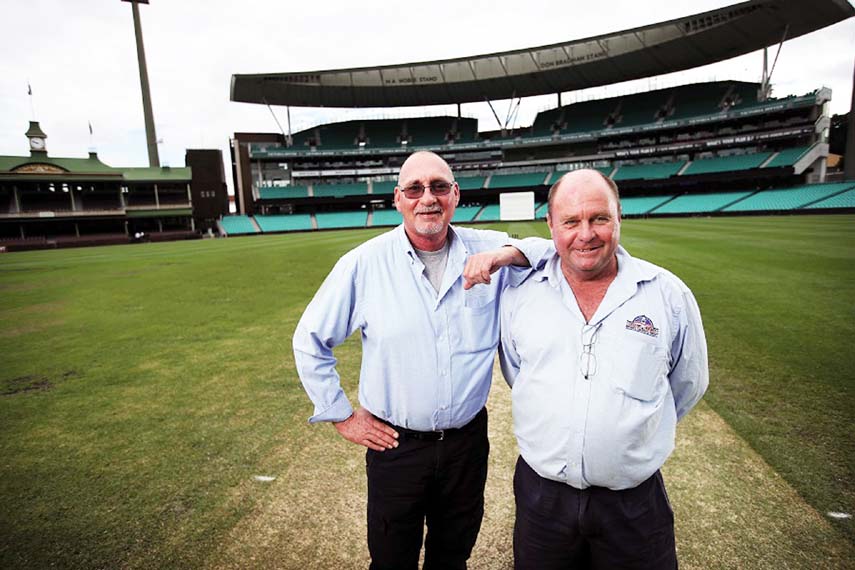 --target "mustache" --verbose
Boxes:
[414,206,443,215]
